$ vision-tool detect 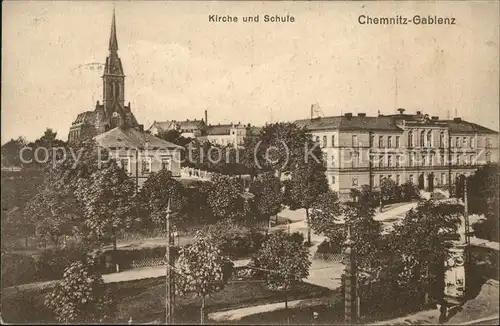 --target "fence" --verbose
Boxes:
[313,252,344,262]
[131,257,166,269]
[180,167,215,181]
